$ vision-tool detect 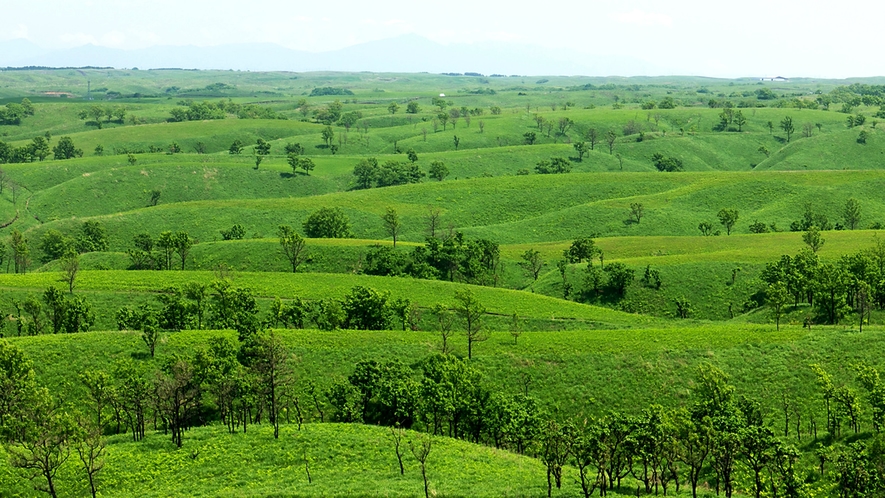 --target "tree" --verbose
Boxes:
[407,148,418,164]
[767,281,789,330]
[406,101,420,114]
[586,128,599,150]
[438,113,448,130]
[630,202,644,224]
[803,225,825,253]
[604,262,634,297]
[520,249,544,285]
[454,289,487,360]
[843,198,861,230]
[7,389,75,498]
[388,102,400,114]
[565,237,598,264]
[10,228,30,274]
[540,420,573,497]
[780,116,794,142]
[717,208,739,235]
[61,249,79,294]
[381,208,402,247]
[77,220,109,253]
[605,130,617,154]
[229,139,244,155]
[284,142,304,156]
[409,434,432,498]
[573,141,589,161]
[428,161,448,181]
[523,132,537,145]
[342,286,390,330]
[52,136,83,160]
[172,231,193,270]
[75,421,106,498]
[321,126,335,146]
[248,330,293,439]
[277,225,307,273]
[452,135,460,150]
[295,156,315,175]
[254,138,271,168]
[733,110,747,132]
[303,207,353,238]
